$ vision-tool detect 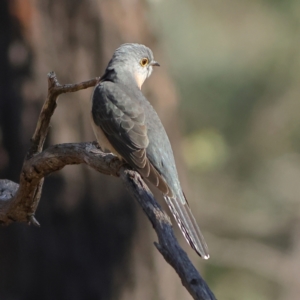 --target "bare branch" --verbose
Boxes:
[121,169,216,300]
[29,72,100,157]
[0,142,122,225]
[0,73,216,300]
